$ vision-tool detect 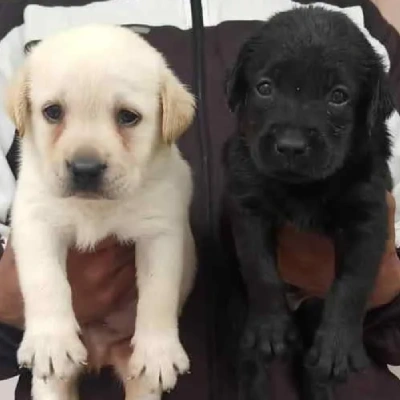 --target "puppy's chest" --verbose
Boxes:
[72,218,120,247]
[63,204,138,248]
[268,194,333,233]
